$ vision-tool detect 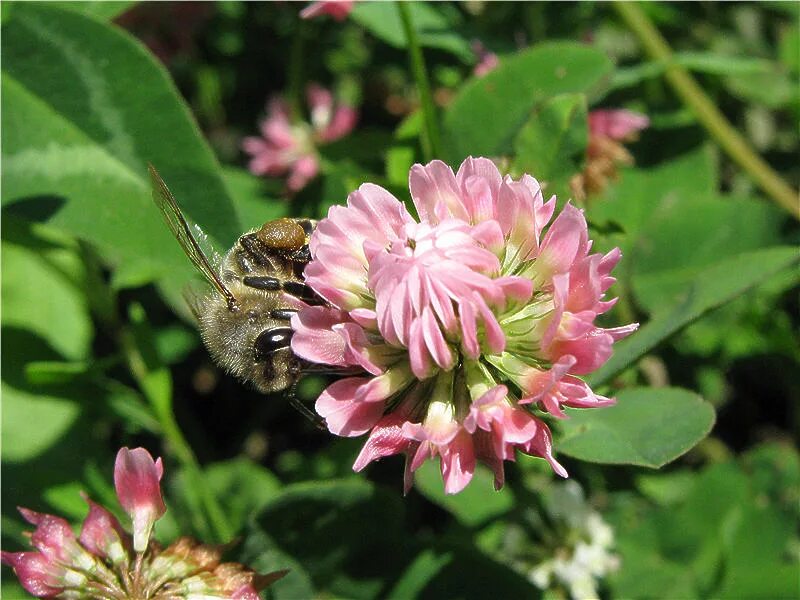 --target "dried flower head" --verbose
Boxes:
[242,83,358,193]
[291,157,637,493]
[2,447,286,599]
[571,109,650,201]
